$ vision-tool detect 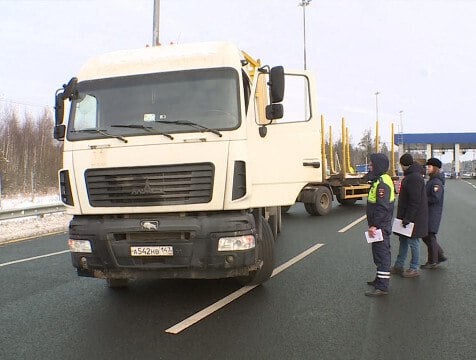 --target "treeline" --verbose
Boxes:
[0,106,62,195]
[327,128,393,170]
